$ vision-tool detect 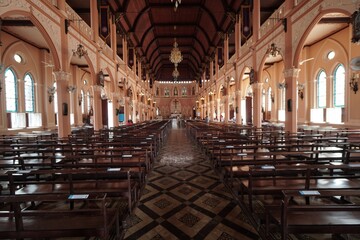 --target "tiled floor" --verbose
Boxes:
[123,121,260,240]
